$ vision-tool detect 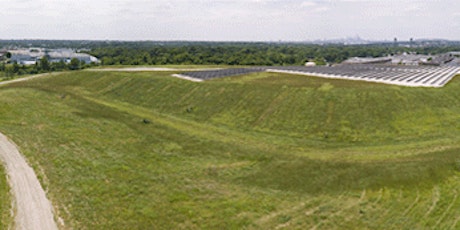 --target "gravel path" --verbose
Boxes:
[0,133,58,230]
[0,73,58,87]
